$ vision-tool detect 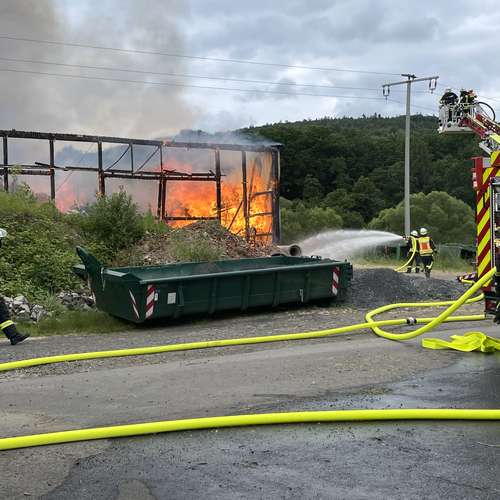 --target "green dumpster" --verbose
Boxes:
[73,247,353,323]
